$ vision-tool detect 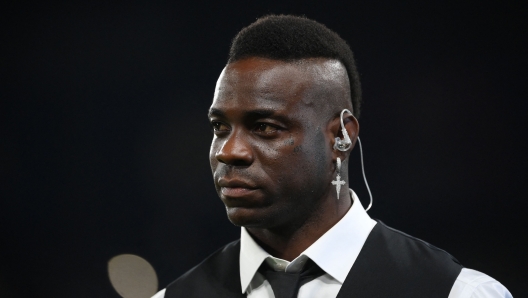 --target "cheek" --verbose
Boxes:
[209,140,219,170]
[260,132,327,184]
[253,141,293,180]
[311,131,330,174]
[287,130,329,182]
